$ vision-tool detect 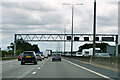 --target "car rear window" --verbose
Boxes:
[77,52,82,55]
[23,52,34,56]
[53,54,60,56]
